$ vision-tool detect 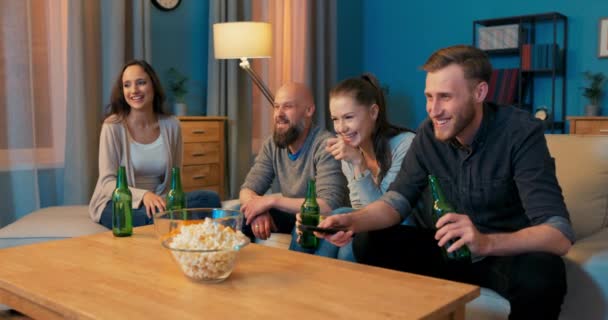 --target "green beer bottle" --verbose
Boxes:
[428,175,471,262]
[112,166,132,237]
[166,167,187,219]
[298,179,320,249]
